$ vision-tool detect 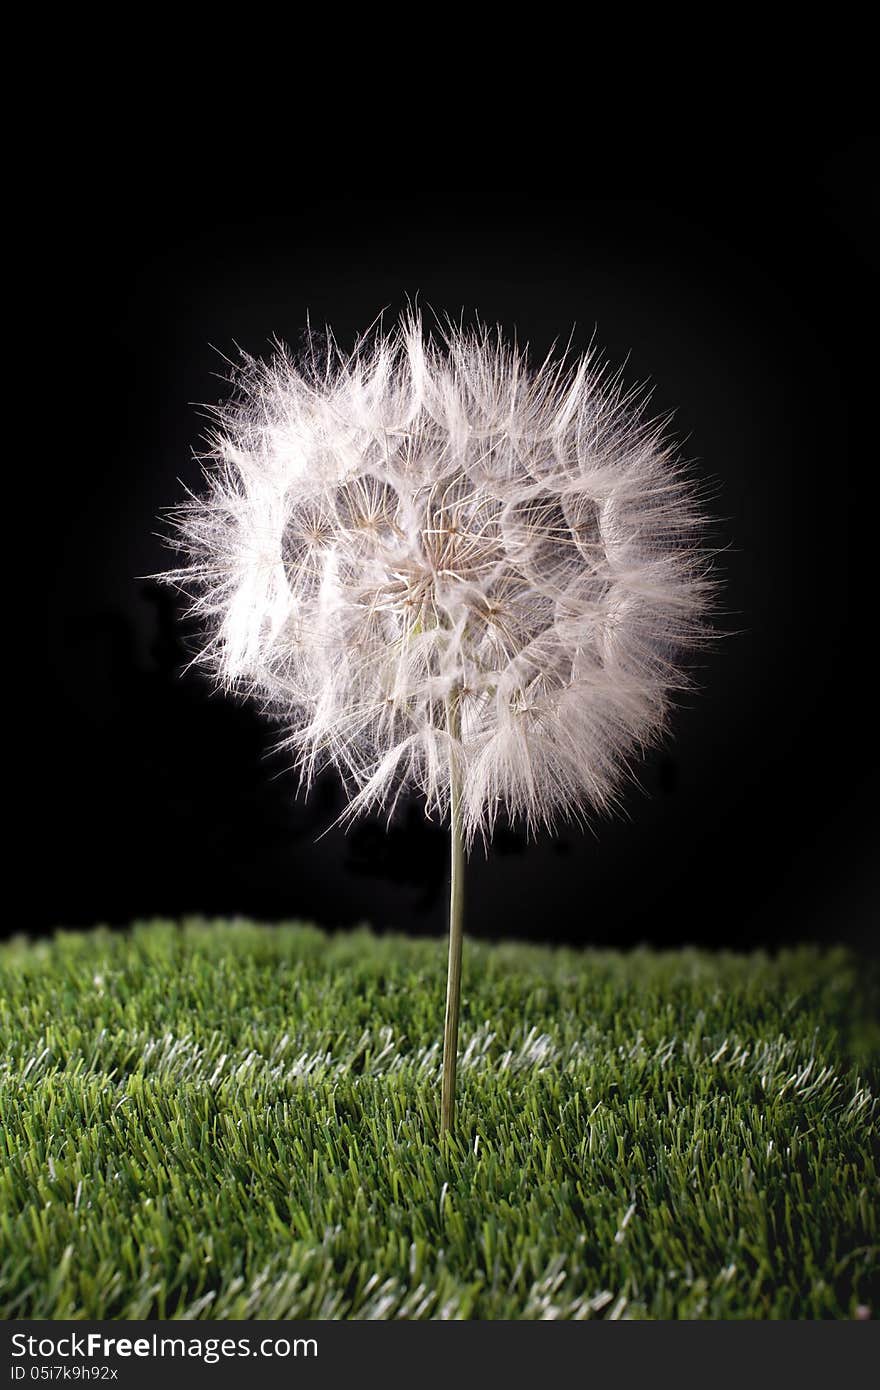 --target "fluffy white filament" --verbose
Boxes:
[163,312,713,843]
